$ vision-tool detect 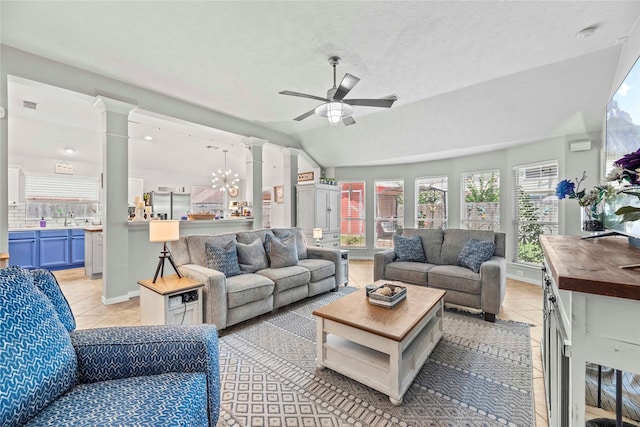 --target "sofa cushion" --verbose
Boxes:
[236,229,274,245]
[257,266,310,293]
[24,372,207,426]
[428,264,482,294]
[185,234,237,267]
[225,273,275,309]
[273,228,308,260]
[32,268,76,332]
[441,229,495,265]
[0,267,78,427]
[457,239,496,273]
[264,234,298,268]
[384,261,433,285]
[401,228,444,265]
[393,234,427,262]
[236,238,269,273]
[297,258,335,282]
[205,241,241,278]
